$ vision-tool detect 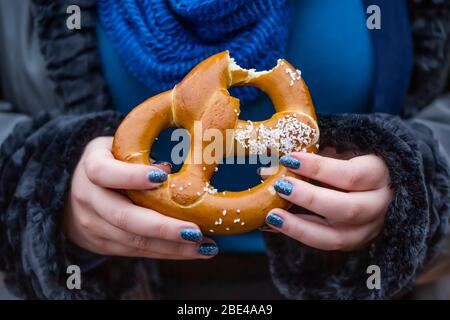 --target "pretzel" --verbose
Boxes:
[112,51,319,235]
